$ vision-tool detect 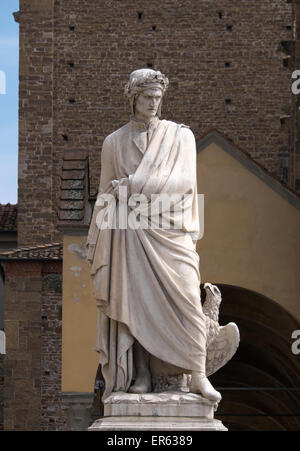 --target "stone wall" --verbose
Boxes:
[54,0,293,197]
[3,260,67,431]
[4,262,43,430]
[17,0,58,246]
[0,354,3,430]
[17,0,295,246]
[41,269,67,431]
[291,0,300,191]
